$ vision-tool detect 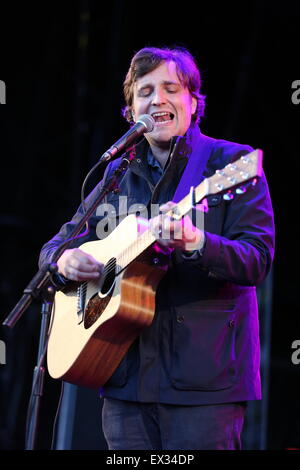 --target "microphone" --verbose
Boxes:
[100,114,155,162]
